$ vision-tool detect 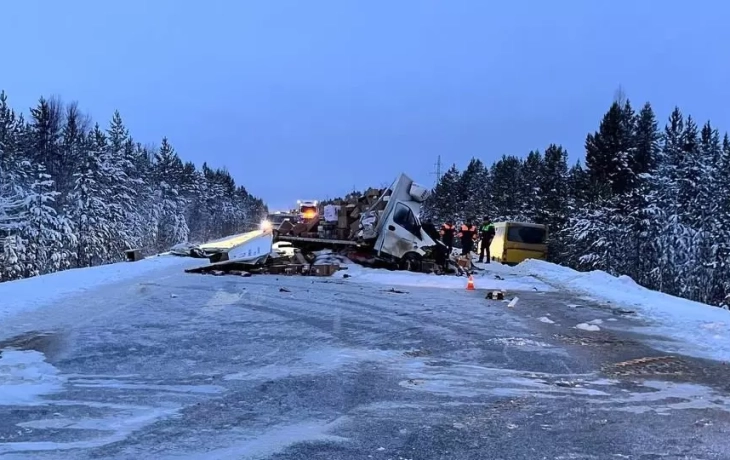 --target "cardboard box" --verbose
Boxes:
[338,205,350,229]
[457,257,472,269]
[309,264,339,276]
